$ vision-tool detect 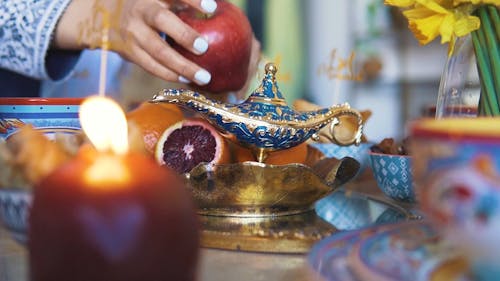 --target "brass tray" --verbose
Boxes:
[184,157,415,253]
[186,157,360,217]
[199,189,415,254]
